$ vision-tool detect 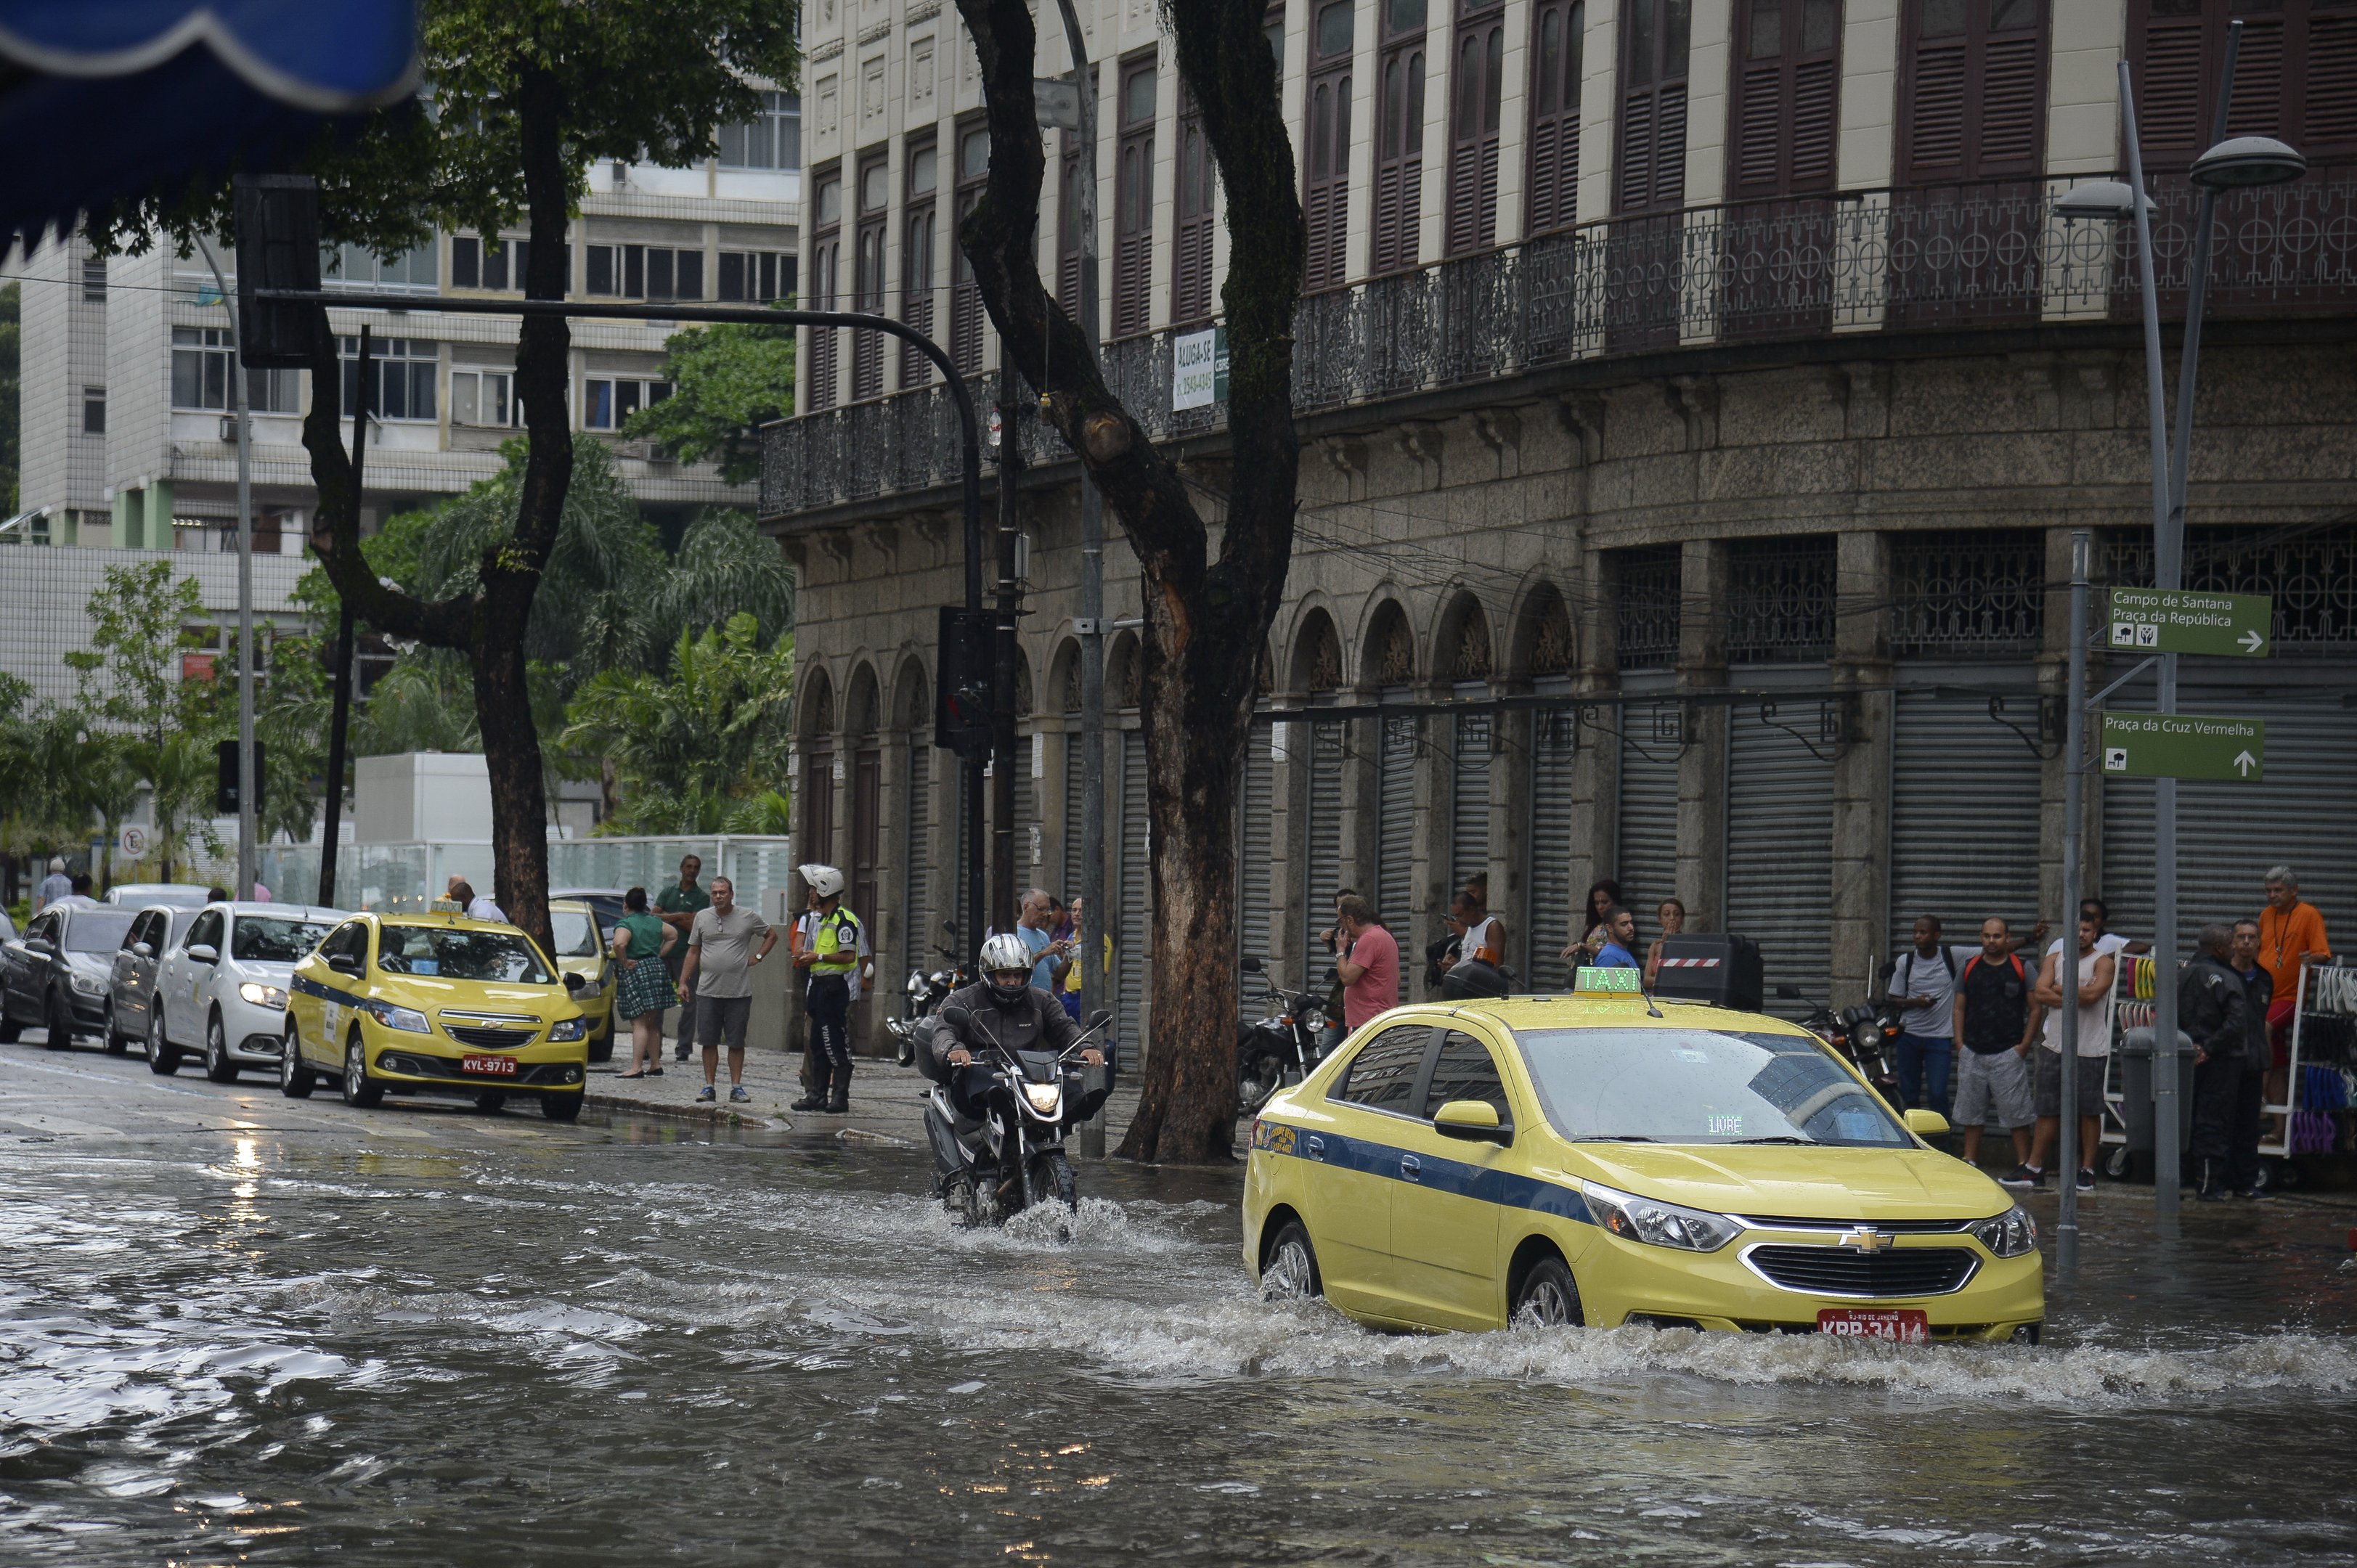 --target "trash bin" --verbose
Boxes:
[2118,1026,2197,1155]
